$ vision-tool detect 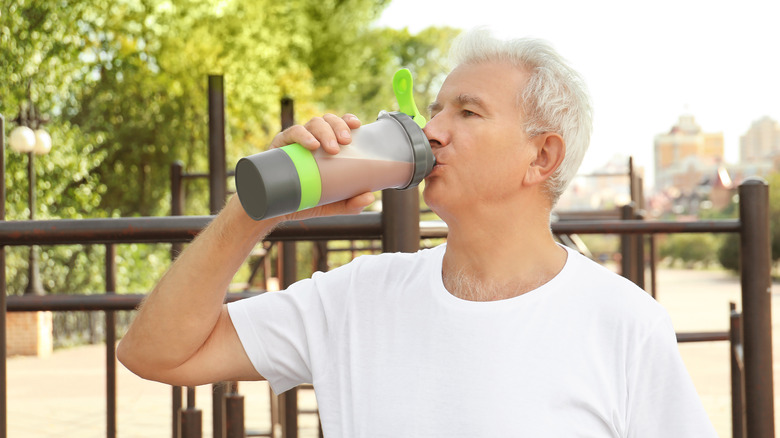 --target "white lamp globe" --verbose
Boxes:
[9,126,35,153]
[33,129,52,155]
